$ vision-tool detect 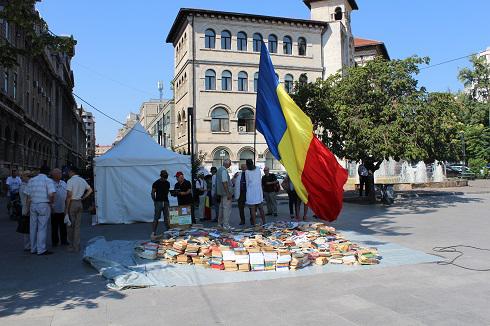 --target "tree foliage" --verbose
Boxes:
[0,0,76,68]
[293,56,463,163]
